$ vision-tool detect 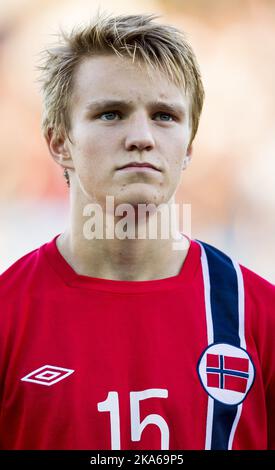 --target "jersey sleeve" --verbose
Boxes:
[262,284,275,449]
[242,265,275,449]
